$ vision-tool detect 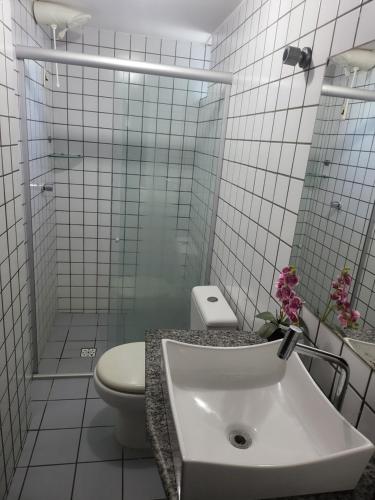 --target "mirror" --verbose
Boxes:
[292,44,375,368]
